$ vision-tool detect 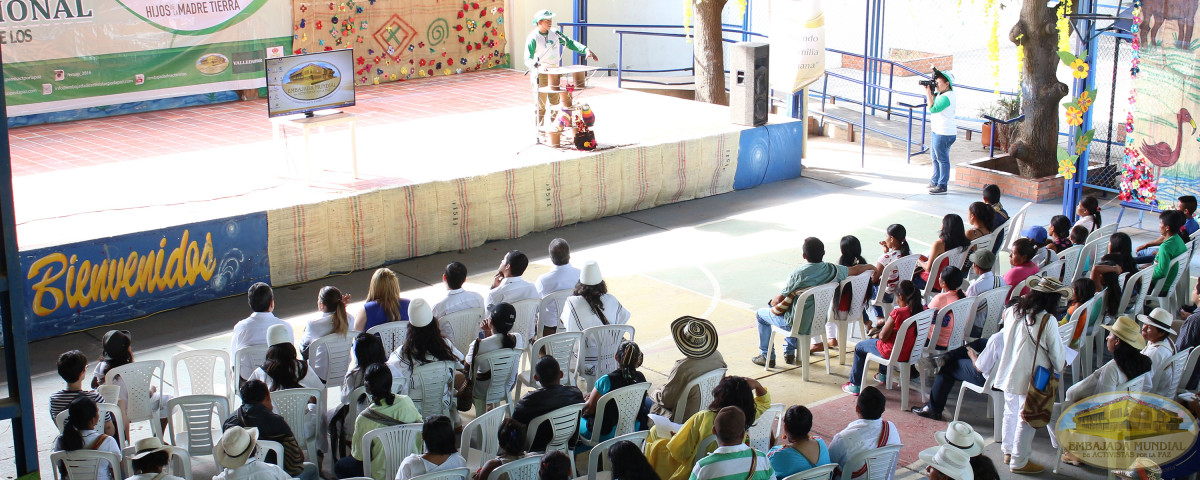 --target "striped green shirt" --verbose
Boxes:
[689,444,775,480]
